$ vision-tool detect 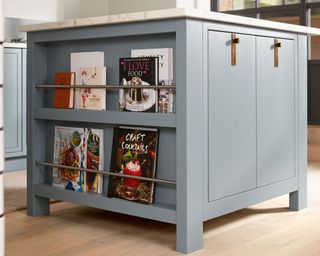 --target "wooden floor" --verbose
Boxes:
[5,163,320,256]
